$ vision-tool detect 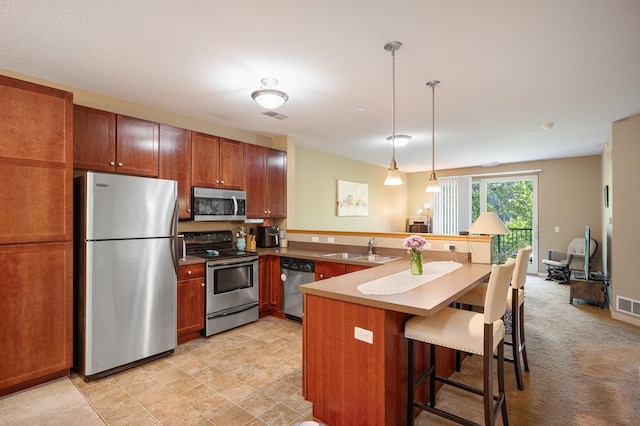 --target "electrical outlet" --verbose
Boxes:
[311,236,319,242]
[327,237,335,243]
[424,242,431,249]
[555,226,560,232]
[444,243,456,251]
[354,327,373,344]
